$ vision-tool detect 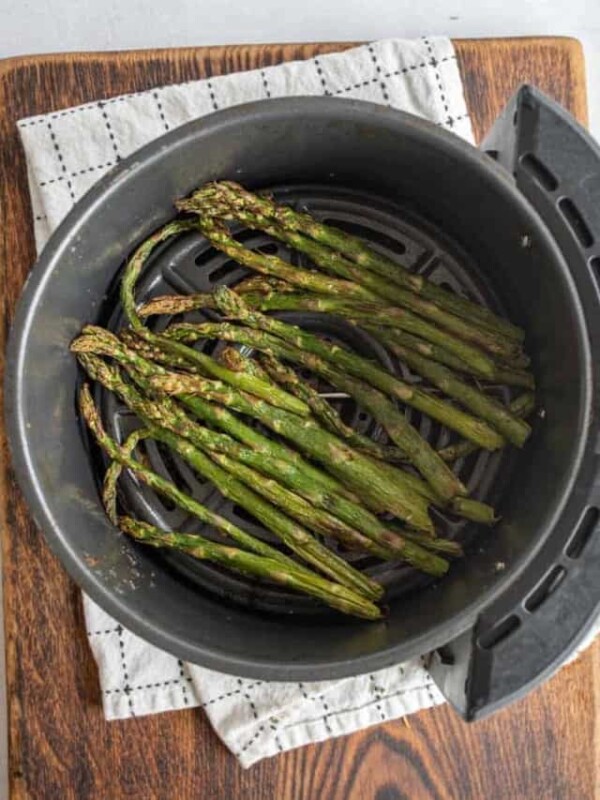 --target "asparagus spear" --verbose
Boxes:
[83,332,434,552]
[163,321,498,524]
[98,327,360,503]
[190,198,523,363]
[118,516,382,619]
[164,320,468,501]
[135,325,311,416]
[78,359,382,600]
[237,275,295,295]
[366,326,535,389]
[80,382,296,564]
[256,352,407,462]
[87,350,439,569]
[218,345,407,463]
[138,290,499,379]
[80,386,382,617]
[83,328,495,529]
[438,392,535,462]
[102,428,151,524]
[74,331,433,531]
[147,370,435,531]
[368,337,531,447]
[210,450,449,575]
[213,287,505,453]
[181,181,524,343]
[196,216,373,299]
[120,219,197,330]
[118,225,307,416]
